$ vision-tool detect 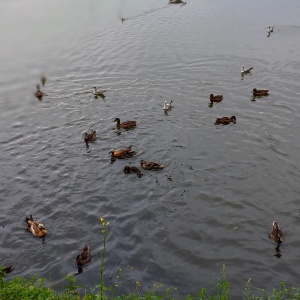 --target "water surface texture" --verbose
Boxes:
[1,0,300,298]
